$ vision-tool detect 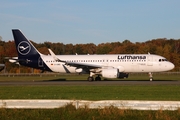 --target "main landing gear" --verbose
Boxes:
[149,72,153,81]
[87,75,101,81]
[87,76,94,81]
